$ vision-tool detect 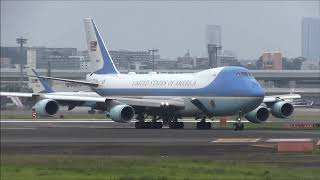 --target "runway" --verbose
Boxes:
[1,121,320,159]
